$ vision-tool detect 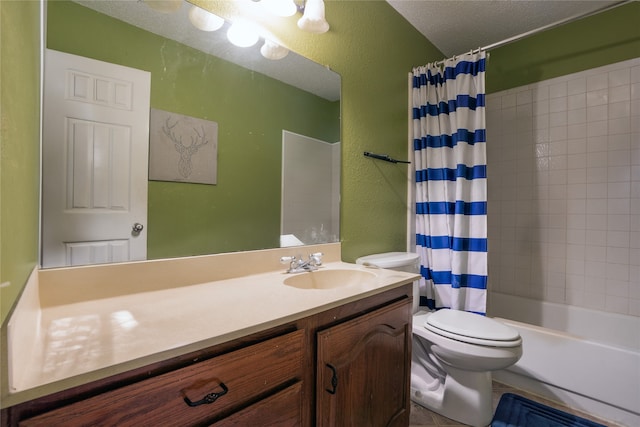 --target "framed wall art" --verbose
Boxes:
[149,108,218,185]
